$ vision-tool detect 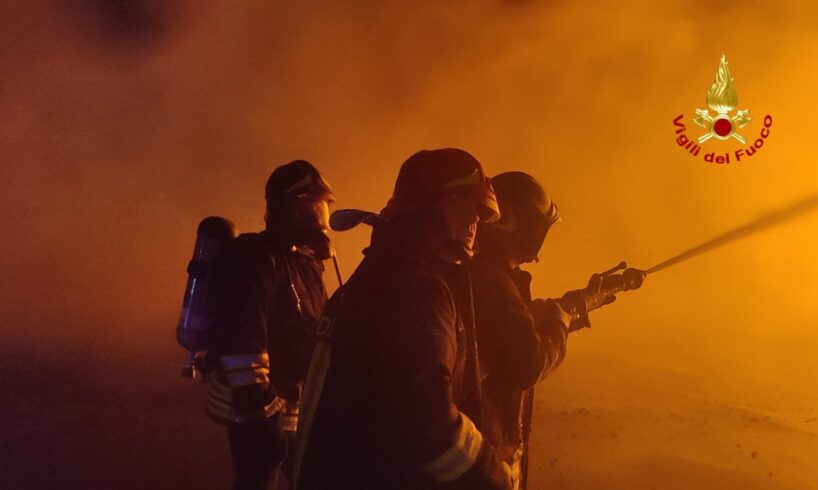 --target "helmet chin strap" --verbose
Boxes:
[440,218,477,263]
[429,239,472,265]
[516,237,543,265]
[423,226,474,265]
[451,239,476,262]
